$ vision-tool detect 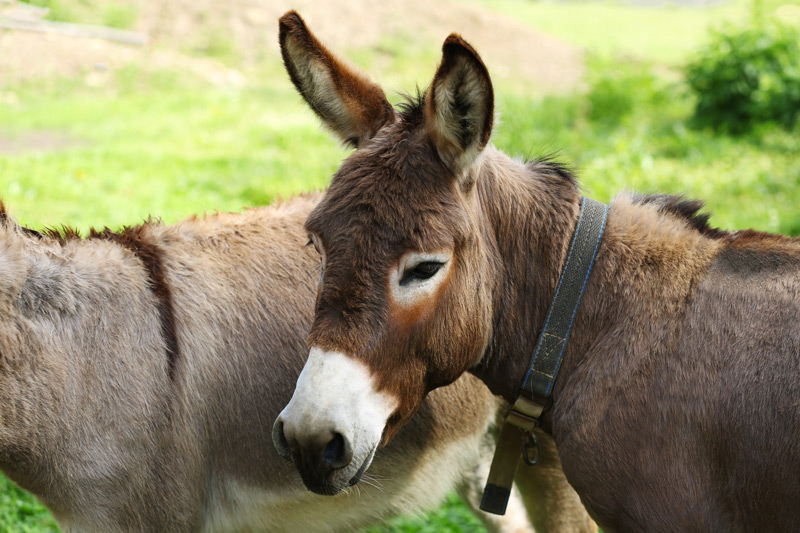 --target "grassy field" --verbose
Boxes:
[0,0,799,531]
